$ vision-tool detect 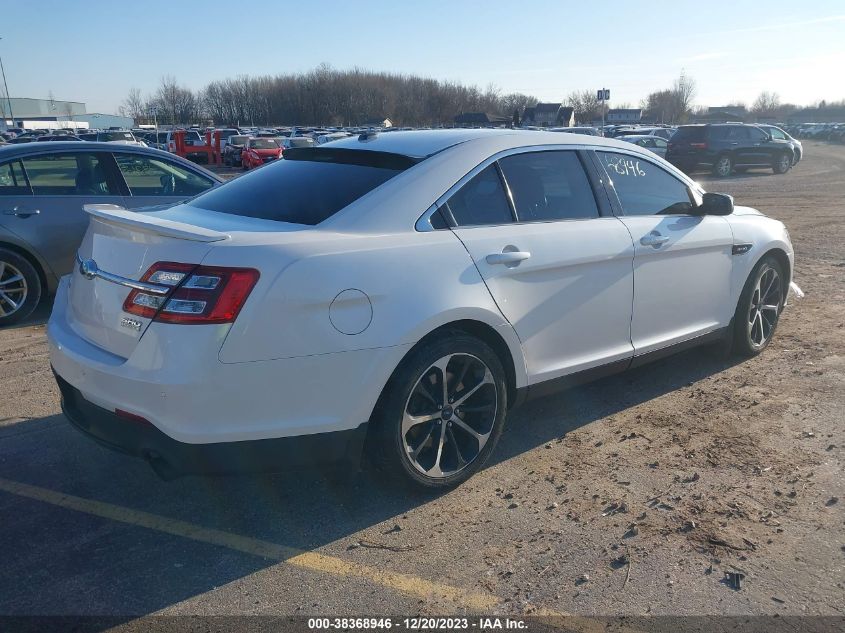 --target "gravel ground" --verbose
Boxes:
[0,142,842,621]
